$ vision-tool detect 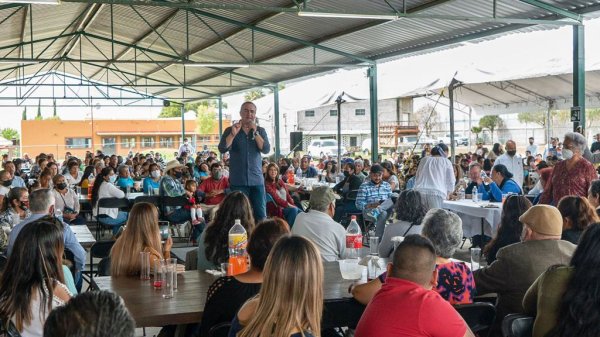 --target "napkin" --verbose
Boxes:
[359,255,384,268]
